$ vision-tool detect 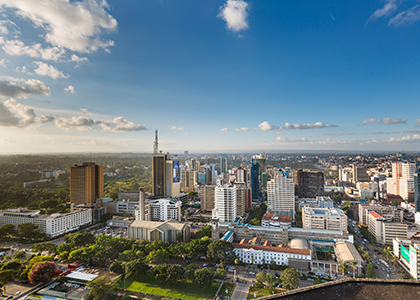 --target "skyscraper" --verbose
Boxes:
[251,162,259,200]
[236,167,247,185]
[387,162,416,200]
[267,169,295,220]
[214,186,237,223]
[152,152,166,197]
[202,185,216,212]
[414,168,420,213]
[292,169,324,198]
[70,162,104,205]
